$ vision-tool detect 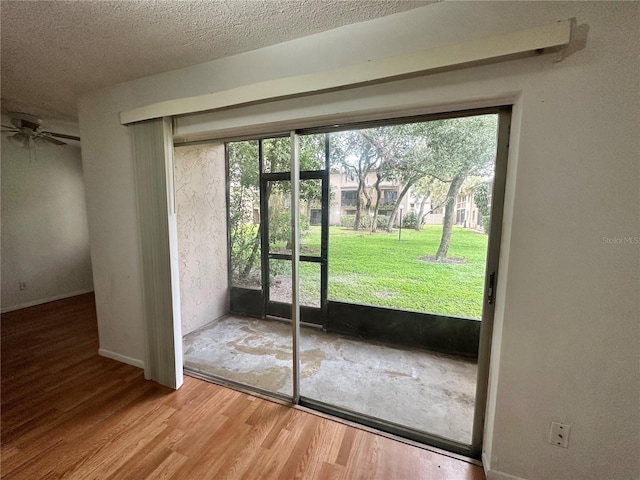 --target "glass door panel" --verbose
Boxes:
[300,262,321,308]
[183,138,293,400]
[262,137,291,173]
[264,171,326,326]
[299,134,327,171]
[299,111,506,454]
[299,178,322,258]
[268,258,292,305]
[266,180,292,255]
[227,140,262,291]
[266,178,323,258]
